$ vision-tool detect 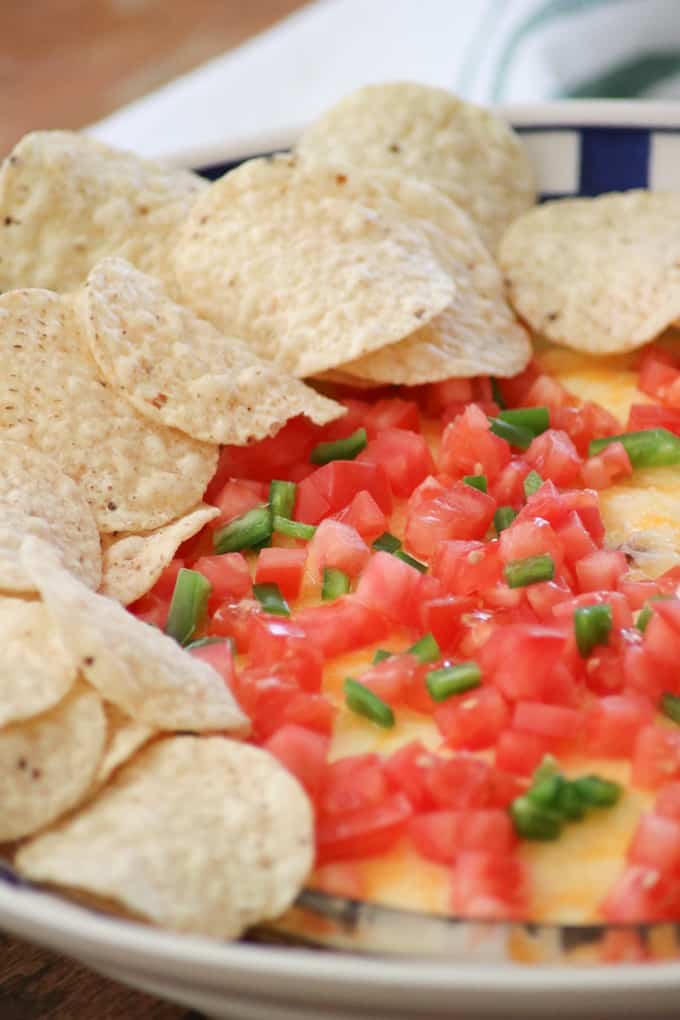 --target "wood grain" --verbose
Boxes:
[1,7,309,1014]
[1,0,308,156]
